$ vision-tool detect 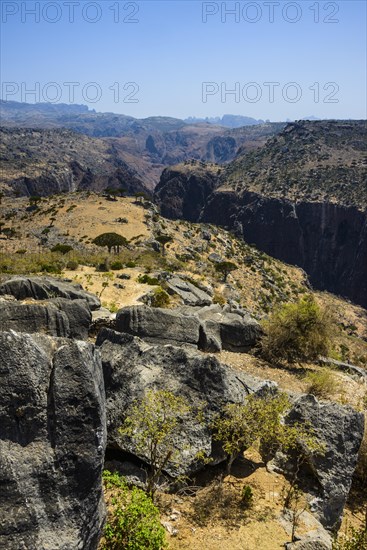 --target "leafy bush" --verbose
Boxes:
[138,274,159,285]
[260,295,336,364]
[305,370,338,398]
[40,262,62,274]
[213,392,323,473]
[110,261,124,270]
[150,287,170,308]
[66,260,79,271]
[126,261,136,268]
[241,485,254,508]
[95,259,110,272]
[101,470,166,550]
[332,525,367,550]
